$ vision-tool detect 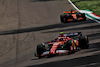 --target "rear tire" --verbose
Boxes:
[79,36,89,49]
[82,13,86,21]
